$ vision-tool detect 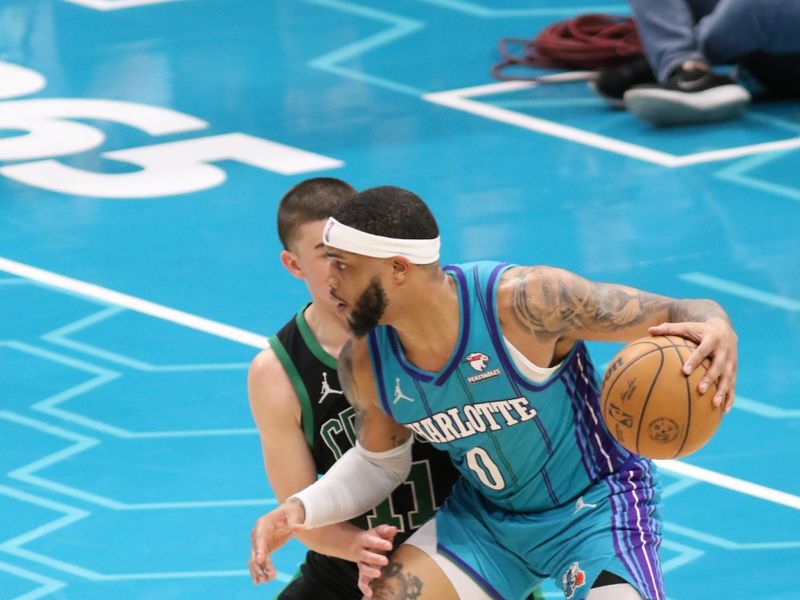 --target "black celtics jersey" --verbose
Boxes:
[269,305,460,541]
[268,306,460,600]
